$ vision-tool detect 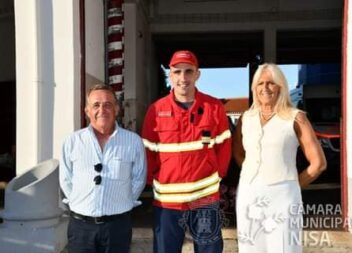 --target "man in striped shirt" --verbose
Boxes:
[60,84,146,253]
